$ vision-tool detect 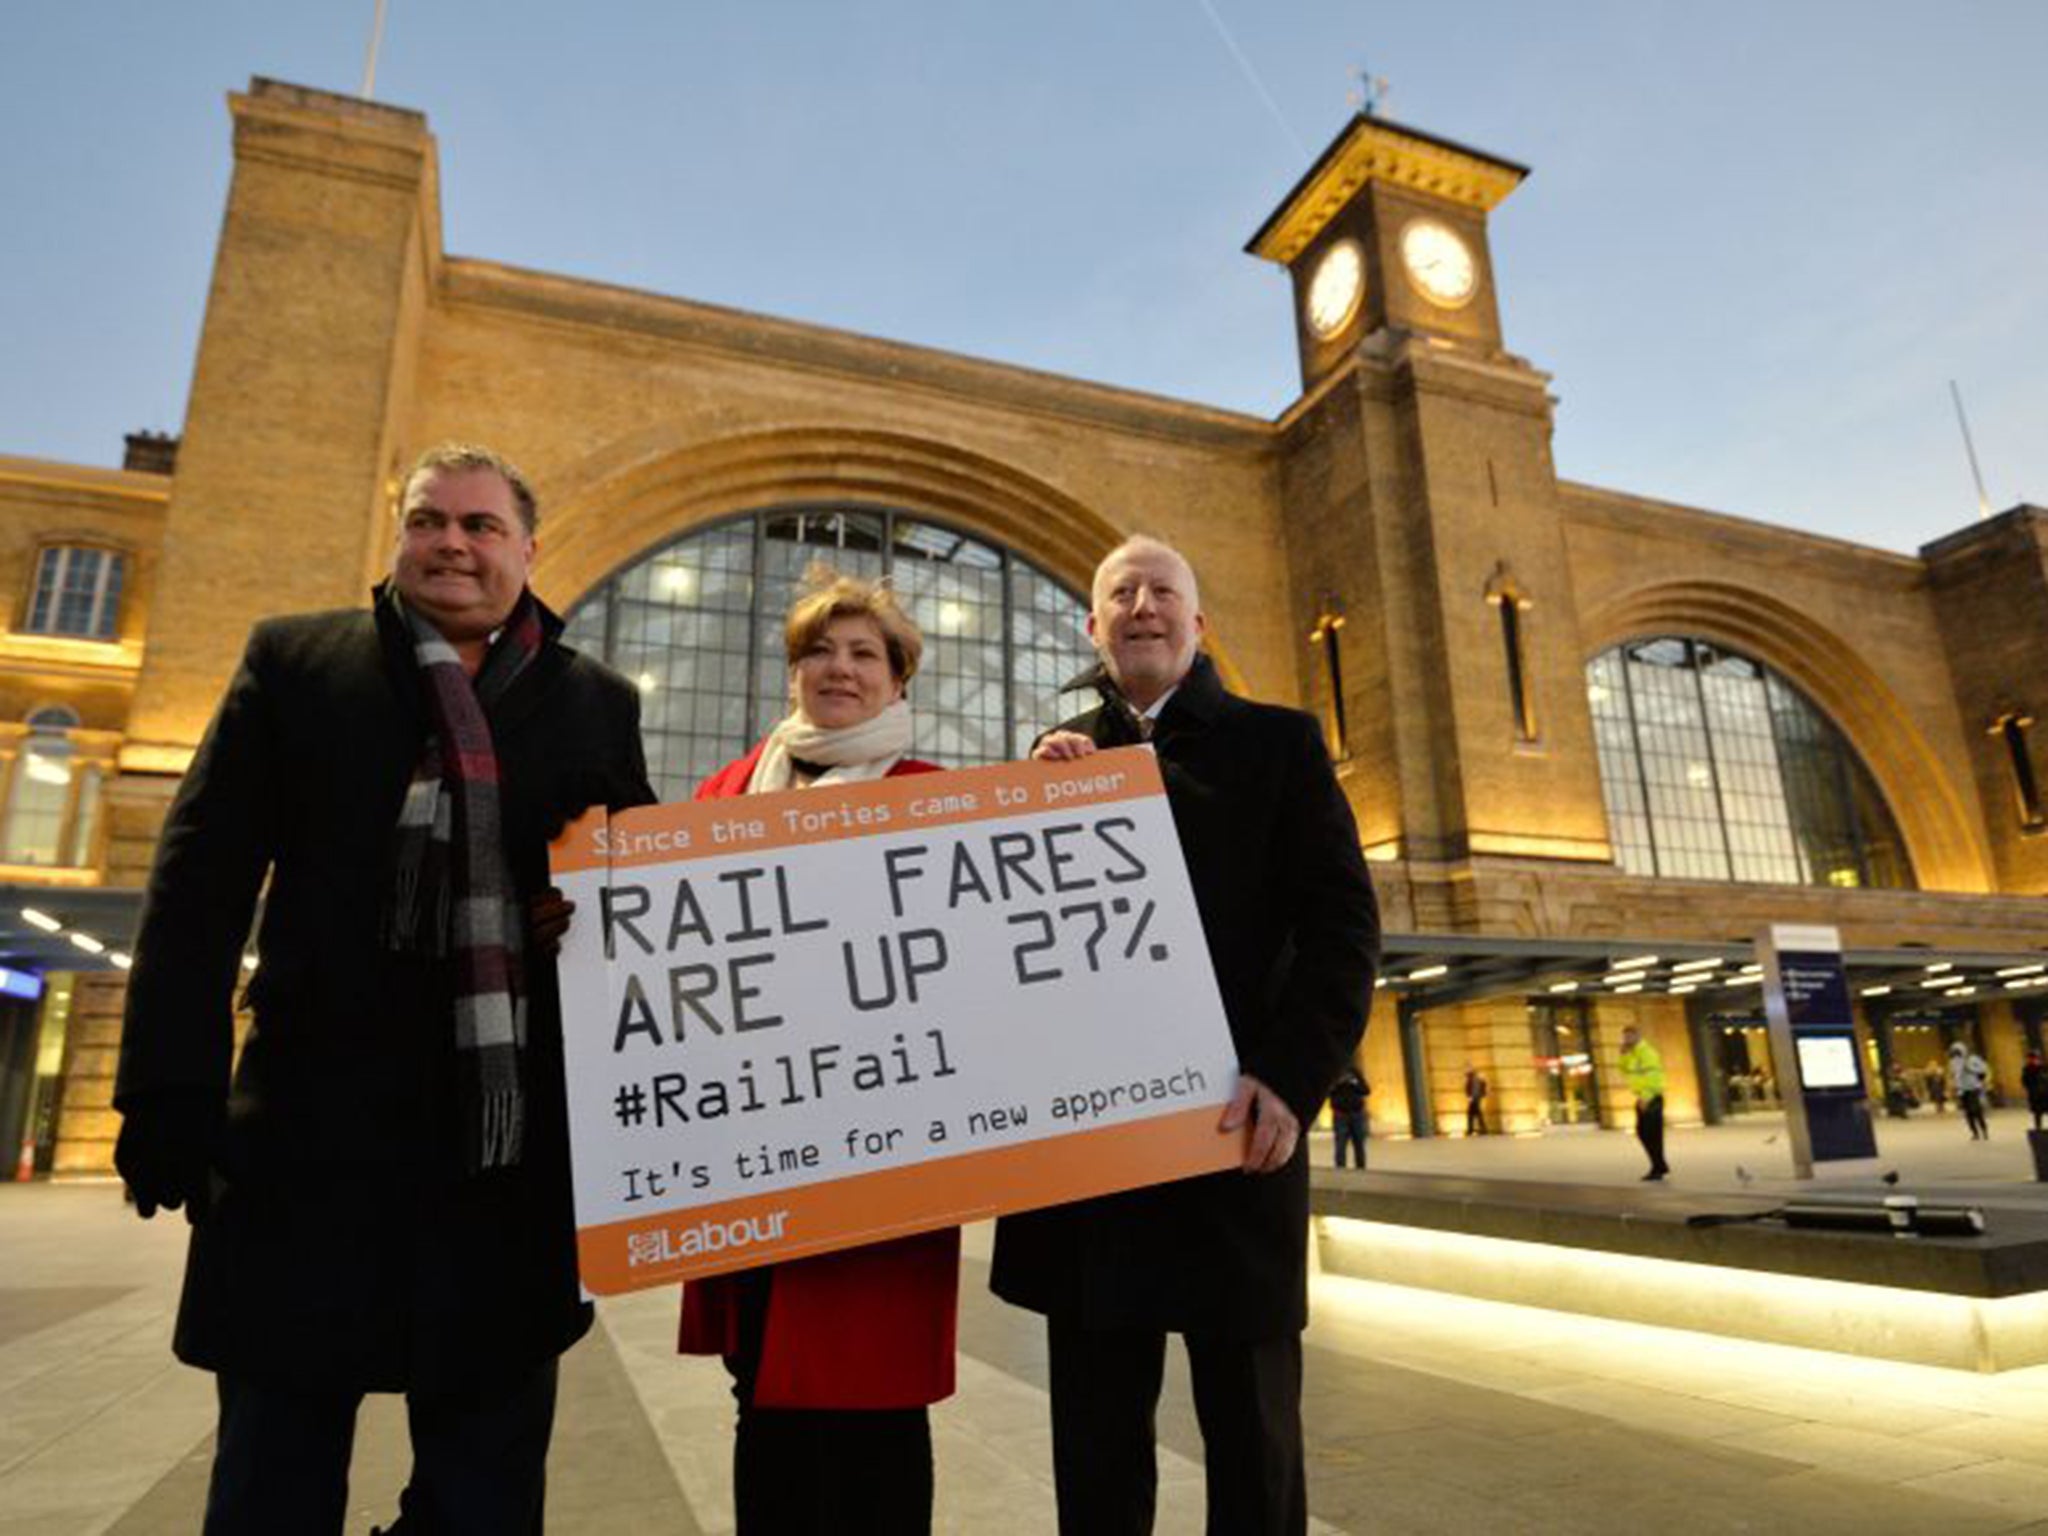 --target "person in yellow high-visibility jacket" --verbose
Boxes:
[1619,1026,1671,1181]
